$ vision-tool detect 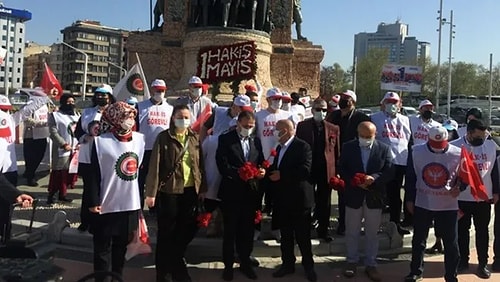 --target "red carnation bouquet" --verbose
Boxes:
[254,210,263,224]
[261,149,278,169]
[238,162,260,191]
[329,176,345,191]
[196,212,212,228]
[351,173,367,188]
